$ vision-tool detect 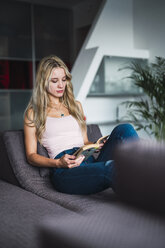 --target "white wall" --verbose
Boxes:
[72,0,149,103]
[86,0,134,50]
[84,96,152,139]
[71,0,165,139]
[133,0,165,60]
